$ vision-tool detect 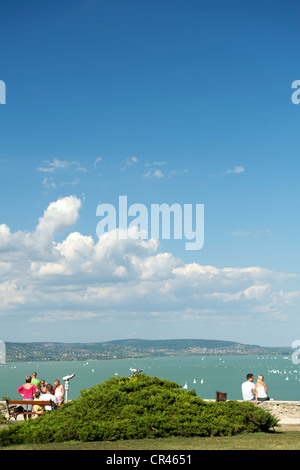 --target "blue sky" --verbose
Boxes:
[0,0,299,347]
